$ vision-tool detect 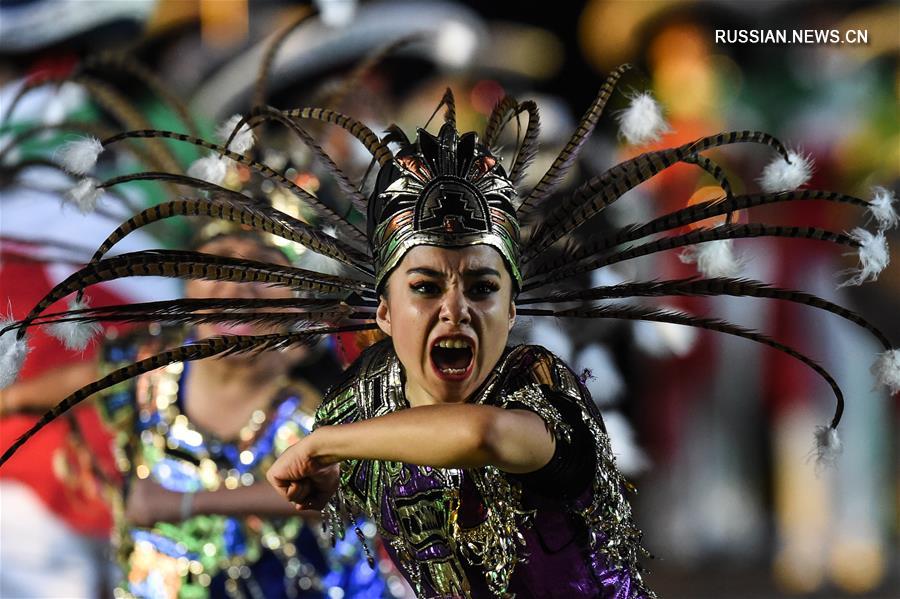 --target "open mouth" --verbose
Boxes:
[430,337,474,380]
